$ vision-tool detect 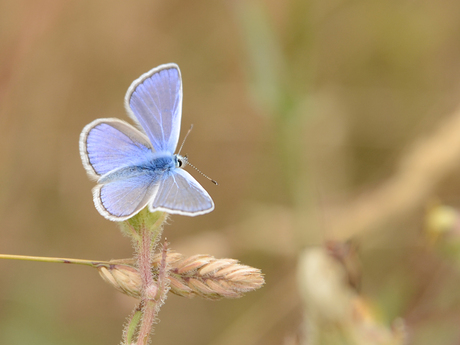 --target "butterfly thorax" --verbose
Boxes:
[149,155,177,171]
